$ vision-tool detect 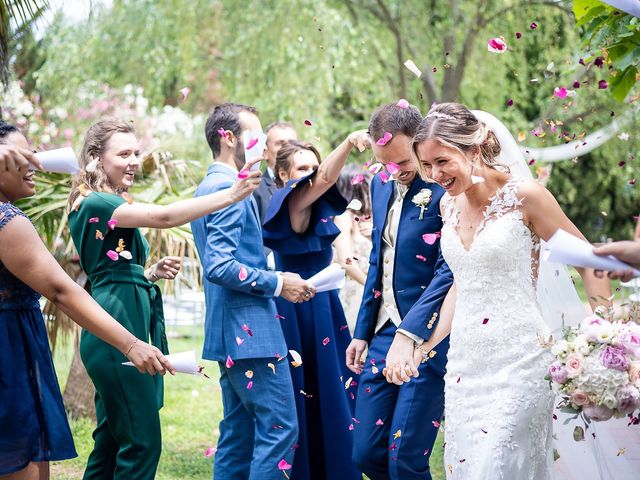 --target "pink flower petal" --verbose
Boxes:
[375,418,384,426]
[275,314,285,320]
[349,424,355,431]
[432,420,440,428]
[530,22,538,29]
[482,318,489,325]
[217,128,227,138]
[106,250,119,261]
[322,337,330,346]
[278,459,292,470]
[379,171,390,184]
[225,356,234,368]
[396,99,409,109]
[373,289,382,299]
[386,162,400,175]
[304,120,312,126]
[351,174,364,185]
[107,219,118,230]
[376,131,393,146]
[239,266,248,281]
[598,80,608,89]
[487,36,507,53]
[422,232,442,245]
[179,87,191,100]
[204,446,217,457]
[236,336,244,346]
[416,255,427,262]
[242,324,254,336]
[237,169,249,180]
[246,137,259,150]
[247,381,253,390]
[369,163,383,174]
[88,217,99,223]
[554,87,567,99]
